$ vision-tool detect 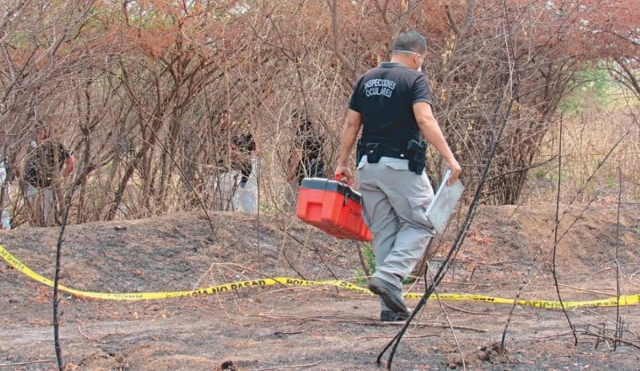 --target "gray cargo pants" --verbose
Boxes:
[358,156,436,311]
